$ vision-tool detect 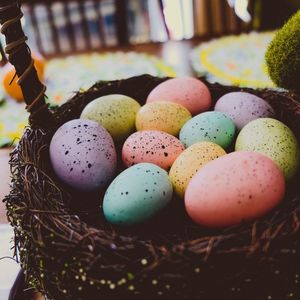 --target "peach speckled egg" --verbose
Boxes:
[185,151,285,228]
[169,142,226,198]
[122,130,185,170]
[147,77,212,115]
[136,101,192,136]
[235,118,299,180]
